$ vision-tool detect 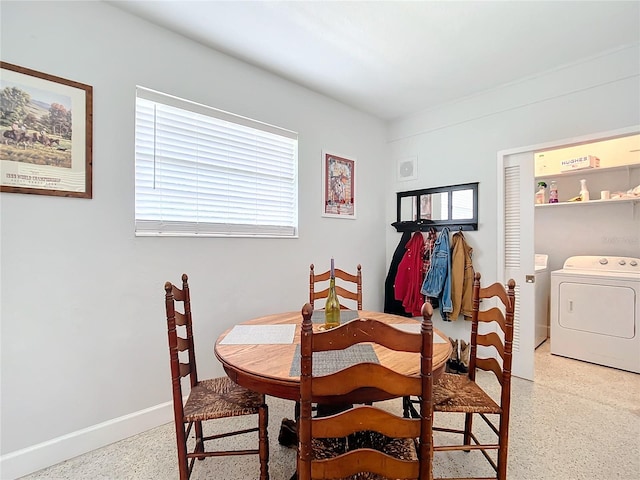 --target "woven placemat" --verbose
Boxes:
[311,309,360,324]
[289,344,379,377]
[219,324,296,345]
